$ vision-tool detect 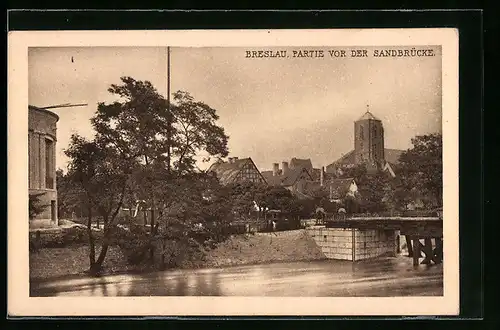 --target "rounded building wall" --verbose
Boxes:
[28,106,59,225]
